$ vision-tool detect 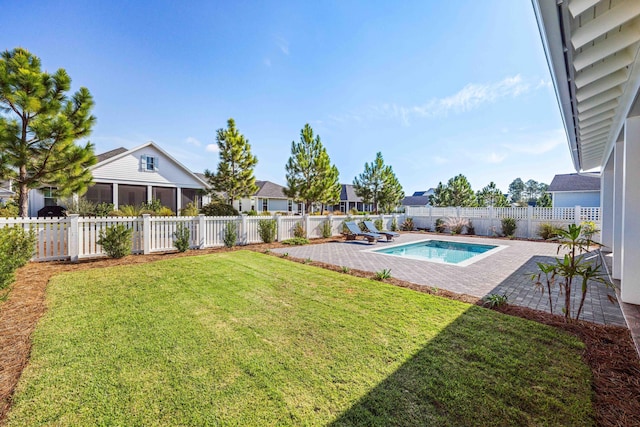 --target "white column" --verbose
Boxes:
[621,117,640,304]
[613,139,625,279]
[147,186,153,203]
[600,153,615,250]
[176,188,182,214]
[113,183,119,209]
